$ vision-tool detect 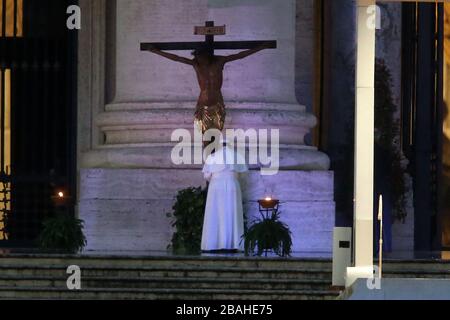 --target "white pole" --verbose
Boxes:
[346,0,376,287]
